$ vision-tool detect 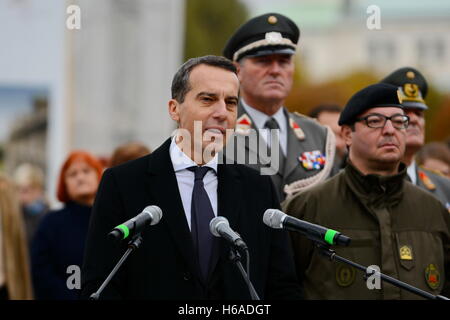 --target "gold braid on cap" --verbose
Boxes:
[233,37,296,61]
